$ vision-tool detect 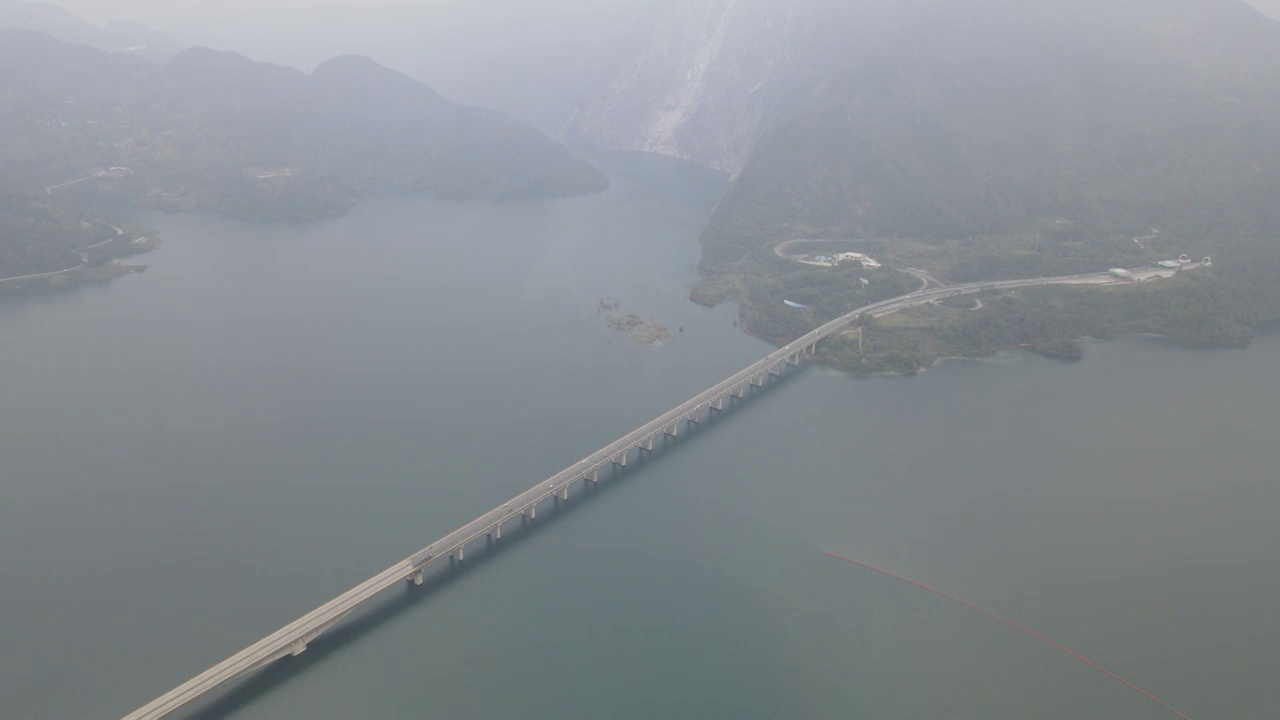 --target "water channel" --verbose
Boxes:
[1,151,1275,719]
